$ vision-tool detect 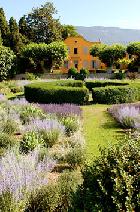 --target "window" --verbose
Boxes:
[74,48,78,54]
[74,60,78,69]
[91,60,95,69]
[83,60,88,68]
[83,47,88,54]
[67,47,70,53]
[64,61,69,69]
[94,60,100,69]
